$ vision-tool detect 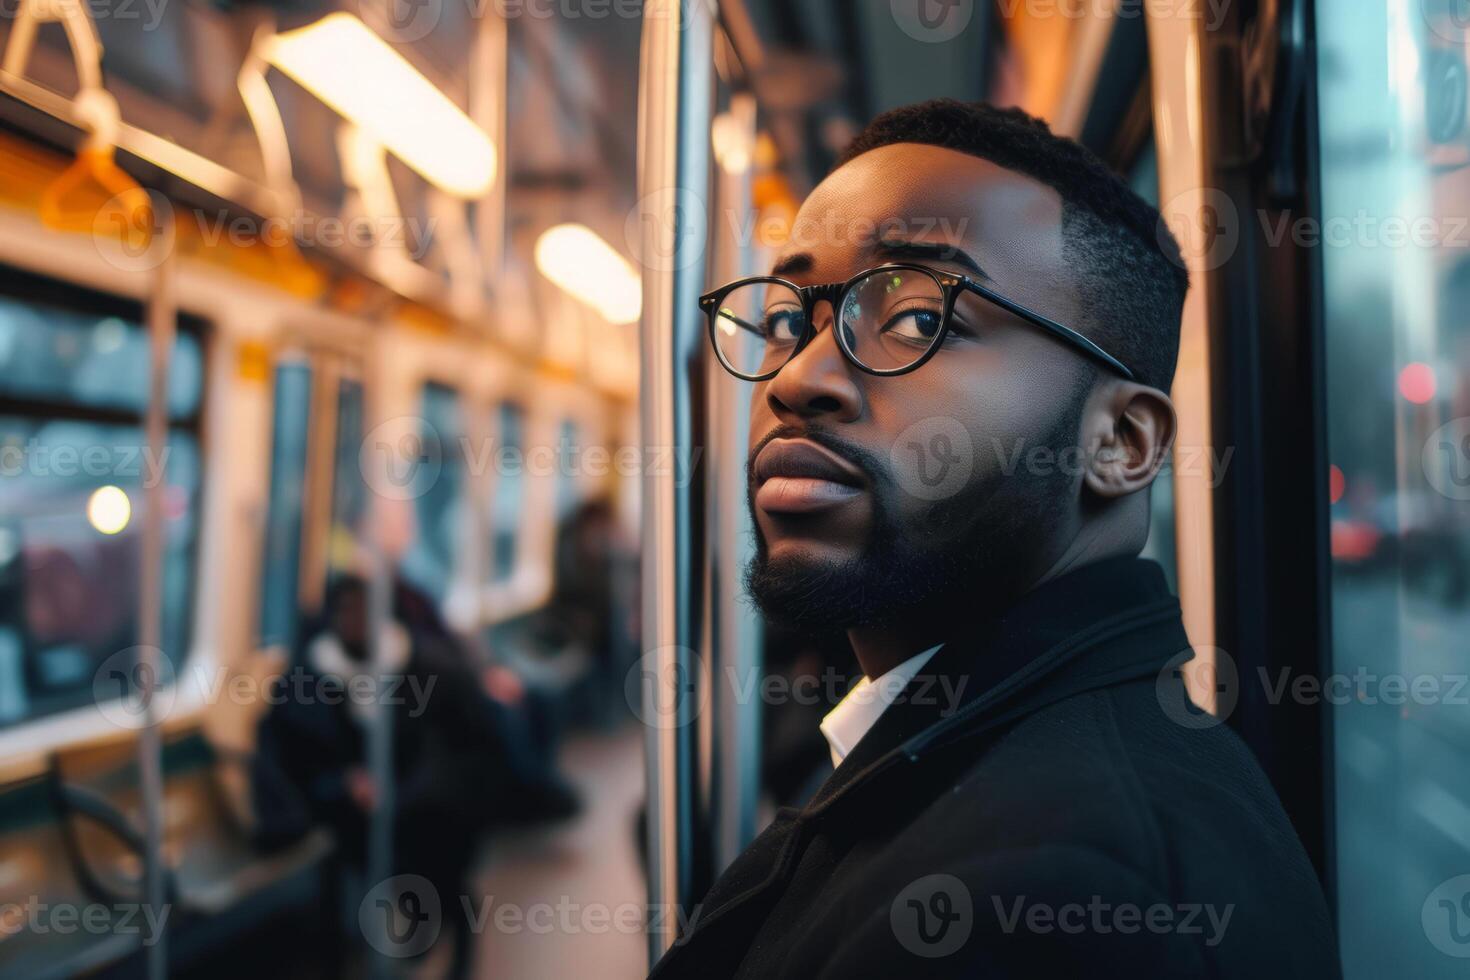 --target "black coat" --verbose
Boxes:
[649,557,1341,979]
